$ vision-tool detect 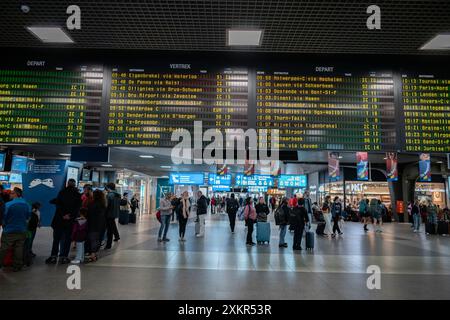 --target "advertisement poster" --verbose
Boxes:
[328,152,340,181]
[386,152,398,182]
[419,153,431,182]
[356,152,369,181]
[244,159,255,176]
